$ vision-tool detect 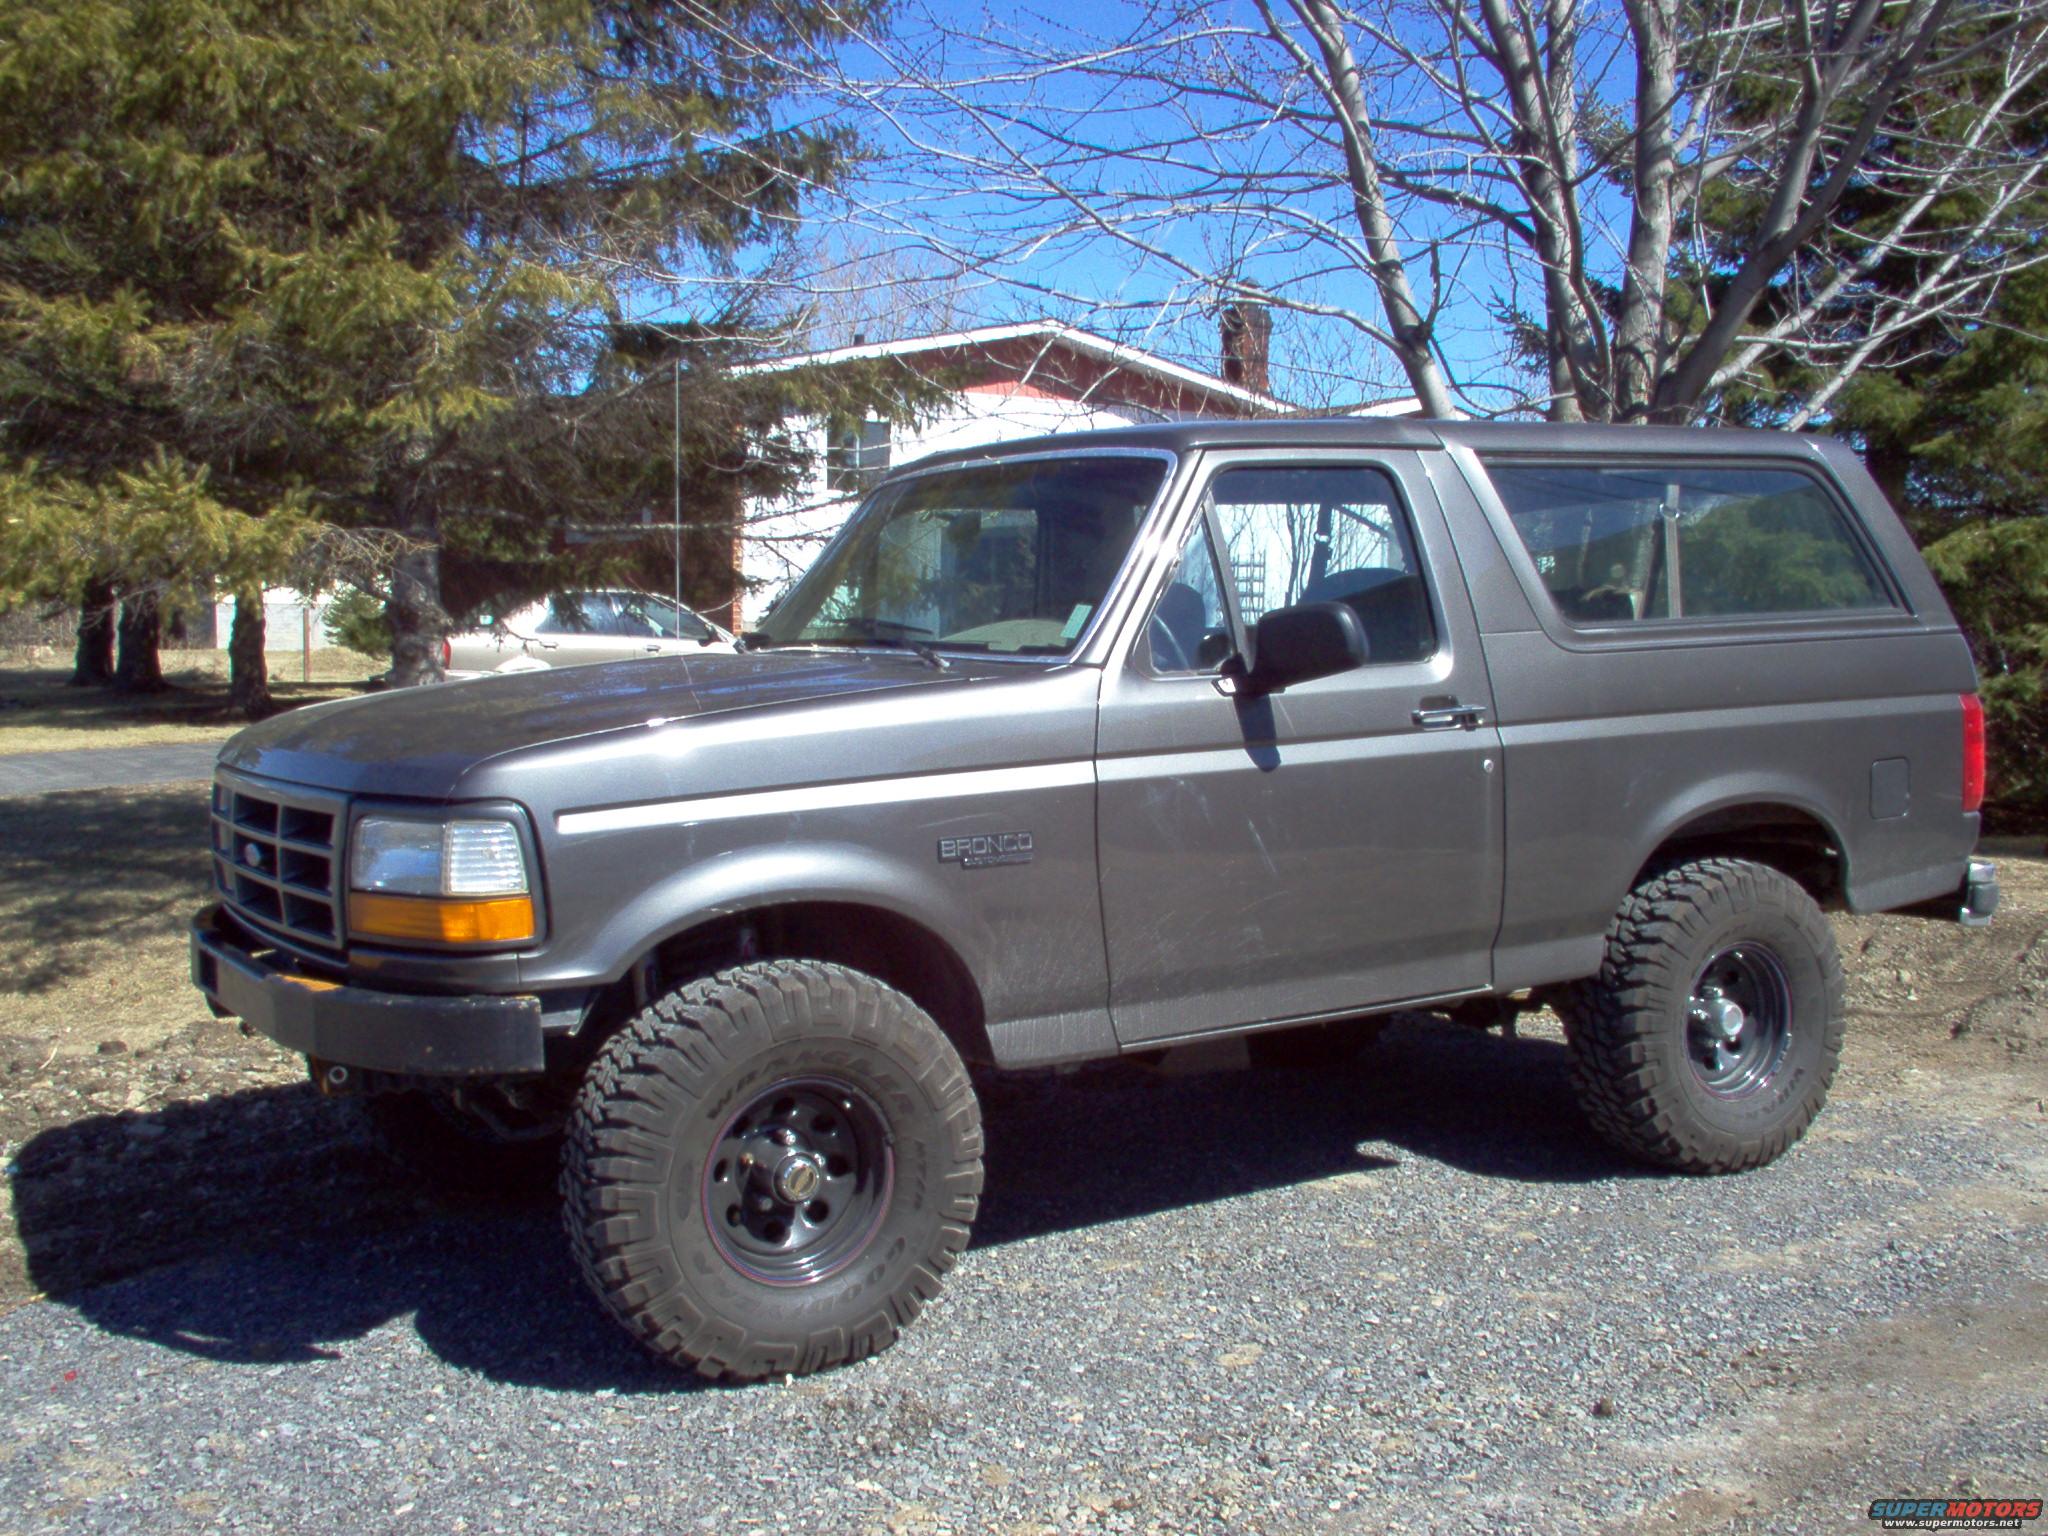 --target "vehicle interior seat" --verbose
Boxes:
[1297,566,1434,662]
